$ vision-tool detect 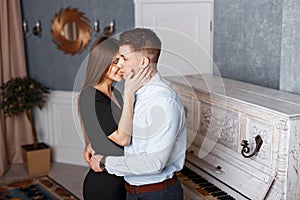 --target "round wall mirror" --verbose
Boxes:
[62,21,78,41]
[51,7,91,55]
